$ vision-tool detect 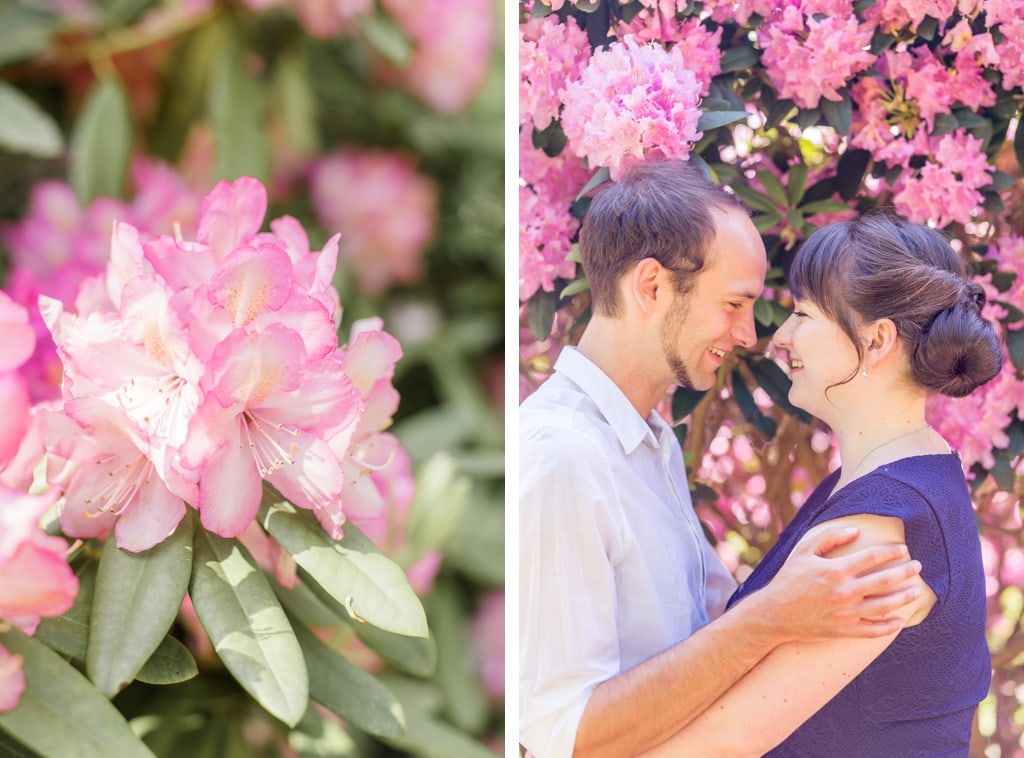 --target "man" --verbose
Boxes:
[519,160,923,758]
